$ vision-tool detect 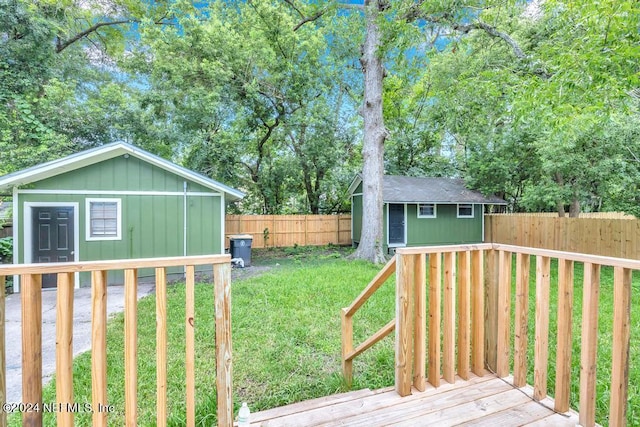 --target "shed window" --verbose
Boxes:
[457,204,474,218]
[417,203,436,218]
[86,198,121,240]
